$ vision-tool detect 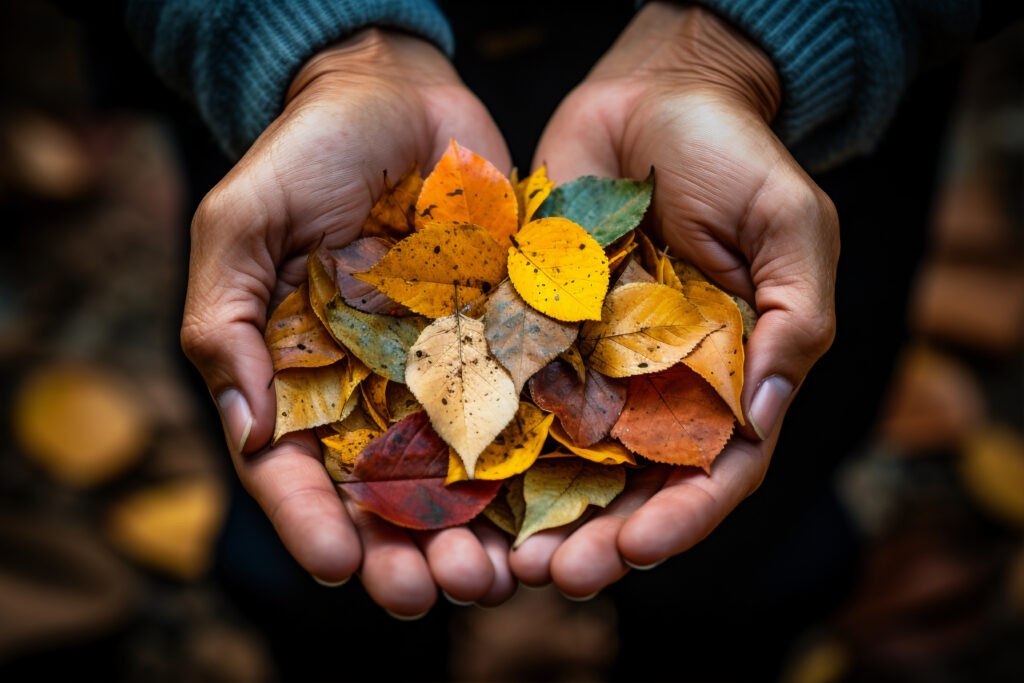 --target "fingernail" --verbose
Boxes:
[217,388,253,455]
[560,590,599,602]
[442,591,473,607]
[747,375,793,441]
[519,581,551,591]
[312,575,350,588]
[386,609,429,622]
[624,558,665,571]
